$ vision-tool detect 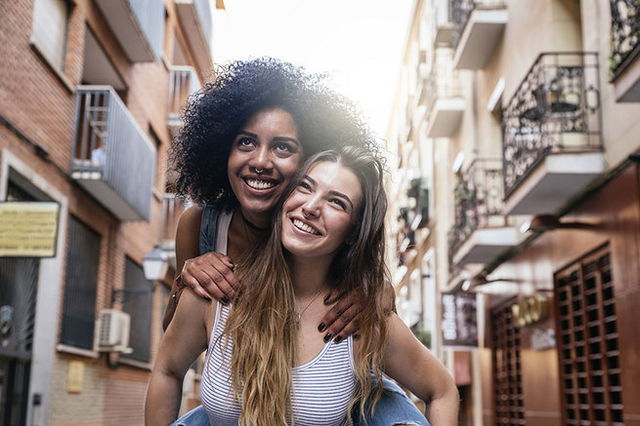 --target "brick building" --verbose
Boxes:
[0,0,220,424]
[388,0,640,424]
